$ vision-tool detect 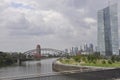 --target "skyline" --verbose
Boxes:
[0,0,119,52]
